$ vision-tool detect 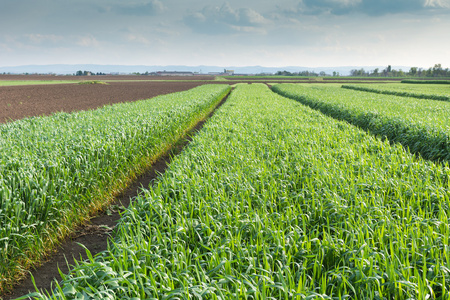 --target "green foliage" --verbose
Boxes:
[0,84,231,292]
[342,84,450,101]
[77,80,108,85]
[272,83,450,163]
[33,84,450,299]
[402,80,450,84]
